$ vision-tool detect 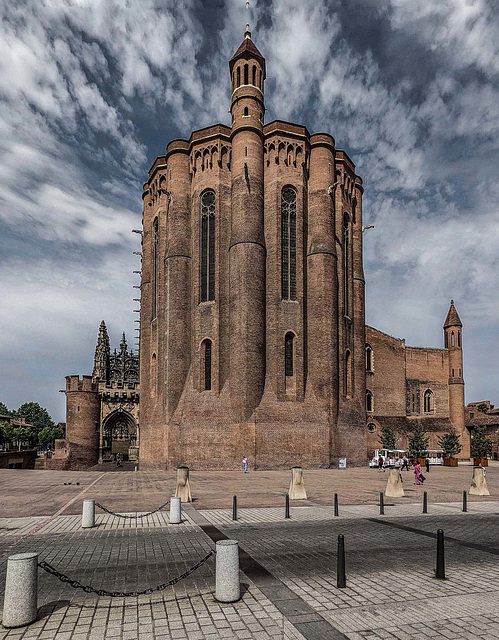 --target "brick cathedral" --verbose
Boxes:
[59,28,470,470]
